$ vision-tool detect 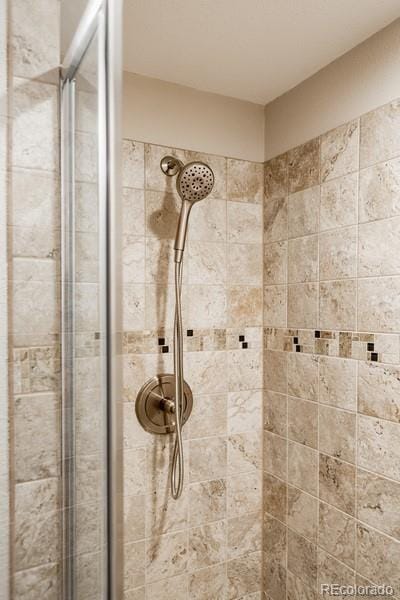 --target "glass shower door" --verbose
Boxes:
[61,1,122,598]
